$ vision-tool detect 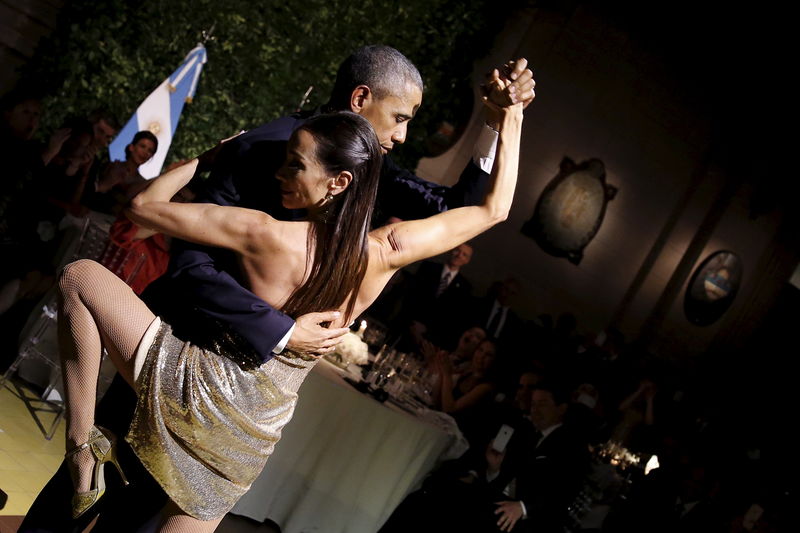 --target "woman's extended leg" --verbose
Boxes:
[148,501,224,533]
[58,259,156,495]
